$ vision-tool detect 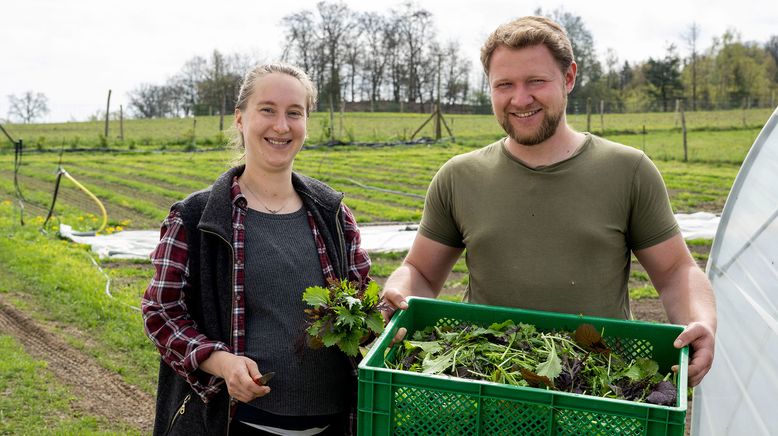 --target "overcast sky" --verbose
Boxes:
[2,0,775,123]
